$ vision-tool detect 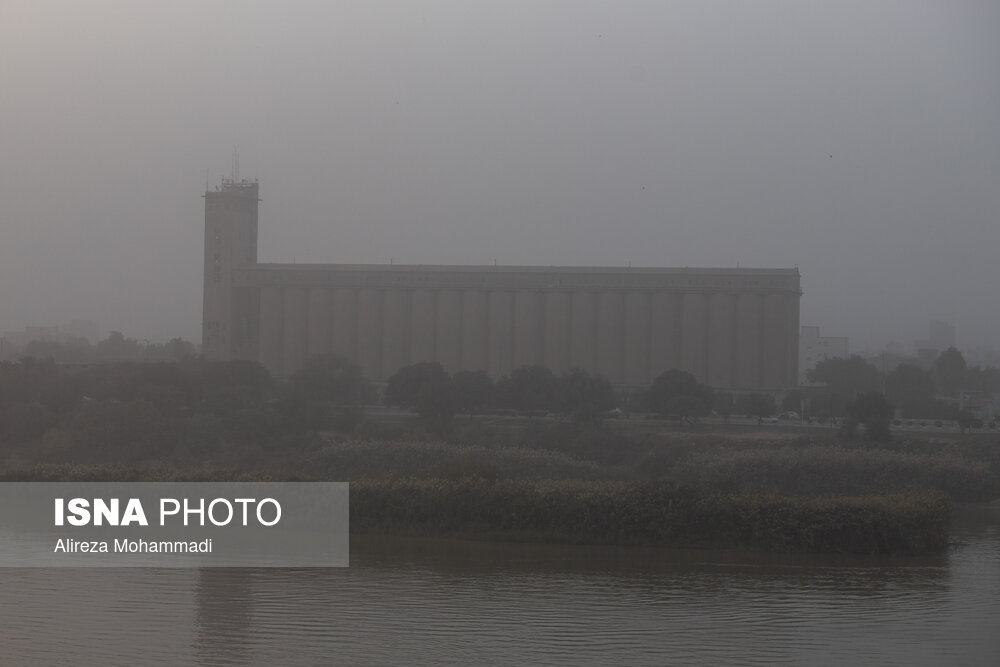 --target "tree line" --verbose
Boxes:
[6,341,993,461]
[0,350,752,462]
[800,347,999,439]
[380,360,792,433]
[3,332,197,364]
